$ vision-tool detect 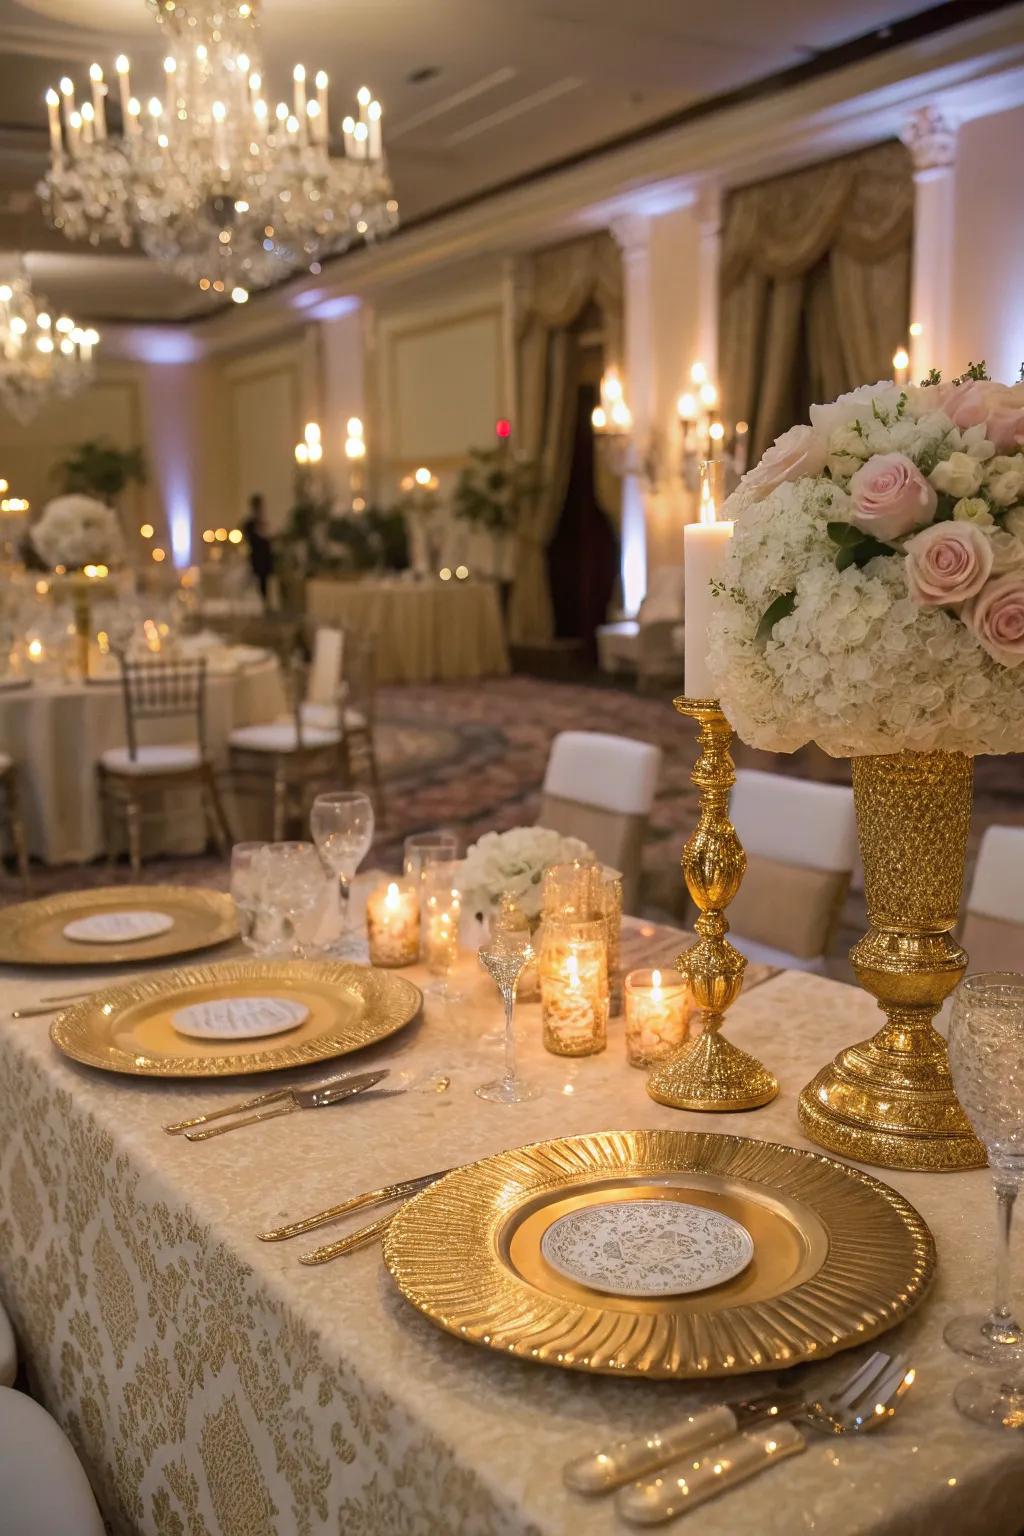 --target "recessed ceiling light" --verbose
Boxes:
[407,65,440,85]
